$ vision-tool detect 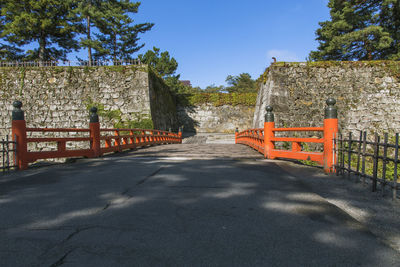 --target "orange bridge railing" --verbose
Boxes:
[11,102,182,170]
[235,98,338,173]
